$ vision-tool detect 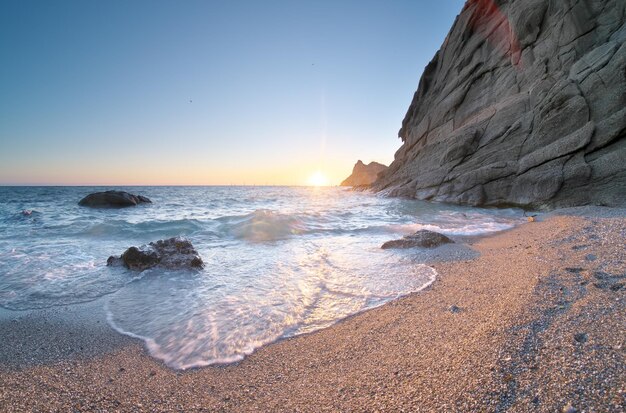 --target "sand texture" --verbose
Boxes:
[0,207,624,412]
